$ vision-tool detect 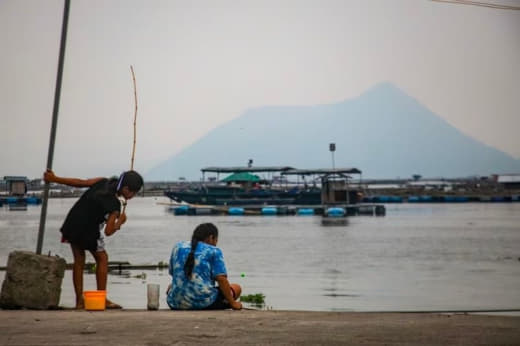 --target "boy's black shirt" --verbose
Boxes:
[60,178,120,251]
